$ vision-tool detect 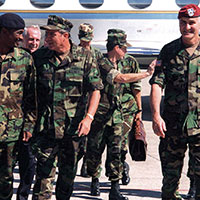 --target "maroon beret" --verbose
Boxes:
[178,4,200,19]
